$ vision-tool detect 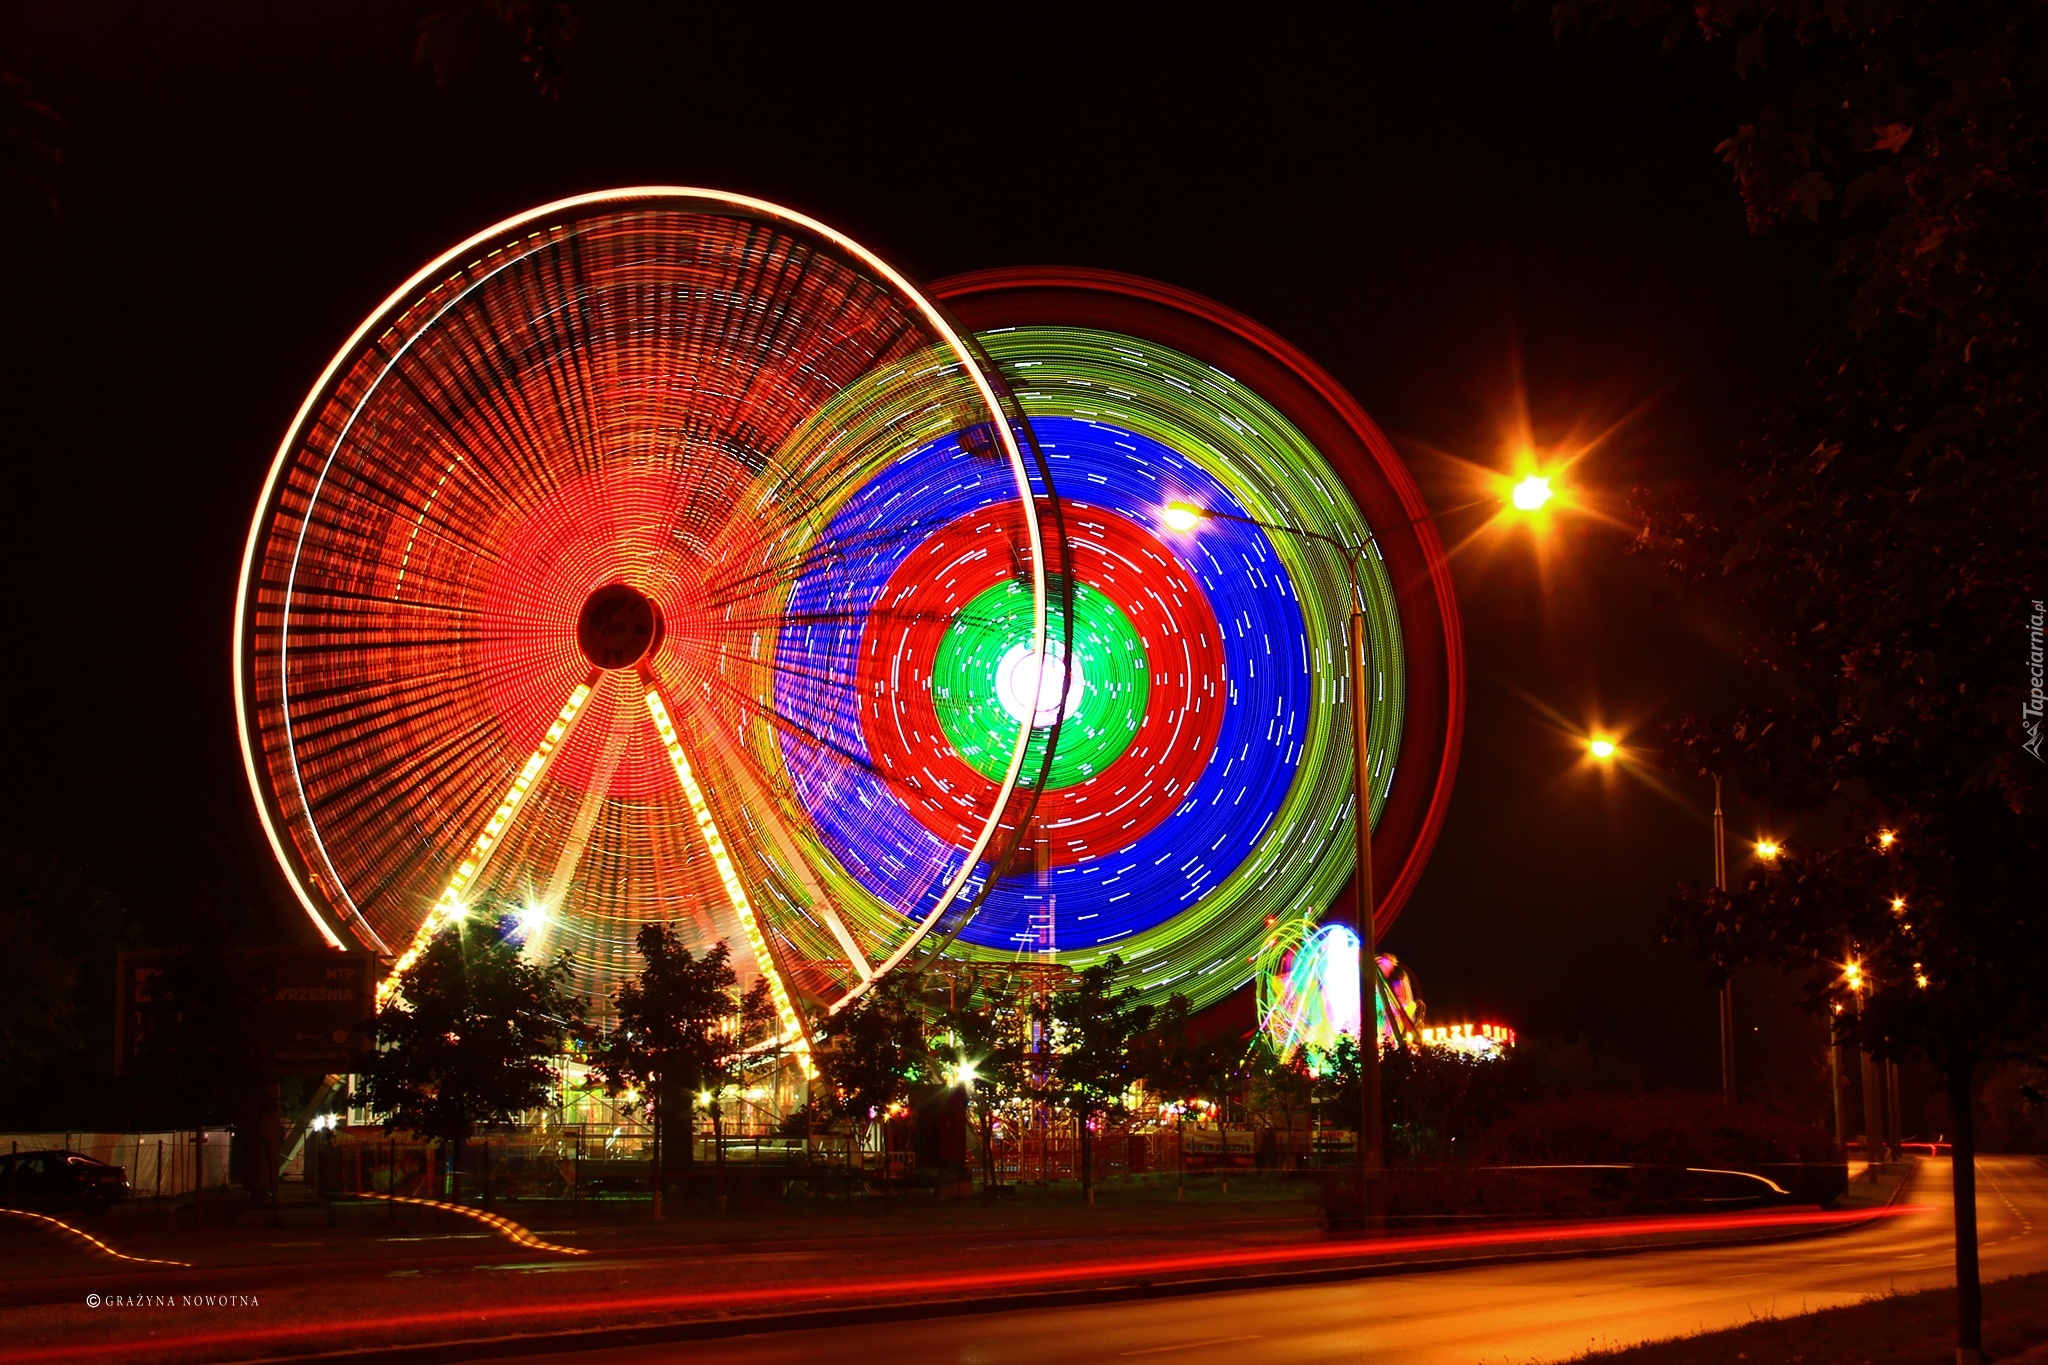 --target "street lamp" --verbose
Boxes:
[1579,735,1744,1104]
[1511,475,1554,512]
